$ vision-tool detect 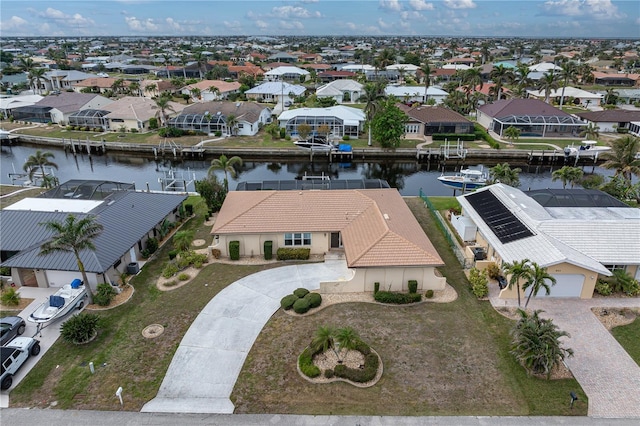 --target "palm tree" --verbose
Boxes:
[39,215,104,304]
[311,325,339,358]
[23,150,59,188]
[190,87,201,101]
[522,262,557,308]
[537,70,560,104]
[504,126,521,145]
[513,62,532,93]
[420,62,432,104]
[510,309,574,379]
[552,166,584,189]
[19,57,34,72]
[490,64,513,101]
[361,81,386,146]
[144,82,157,98]
[193,51,209,79]
[489,163,522,187]
[558,62,578,108]
[225,114,238,136]
[463,67,483,99]
[580,123,600,141]
[208,154,243,191]
[27,68,46,95]
[502,259,532,307]
[172,230,194,252]
[601,135,640,184]
[334,327,361,362]
[128,80,141,97]
[154,95,176,127]
[603,88,619,106]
